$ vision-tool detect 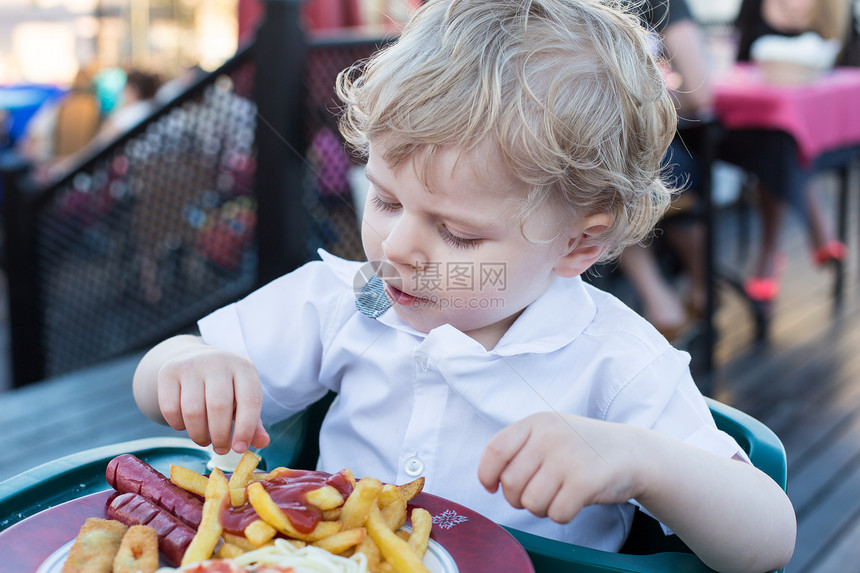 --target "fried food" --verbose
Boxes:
[170,464,209,497]
[340,478,383,530]
[228,450,262,506]
[181,467,230,566]
[112,524,159,573]
[247,481,342,542]
[61,517,127,573]
[365,505,430,573]
[408,508,432,559]
[104,453,432,570]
